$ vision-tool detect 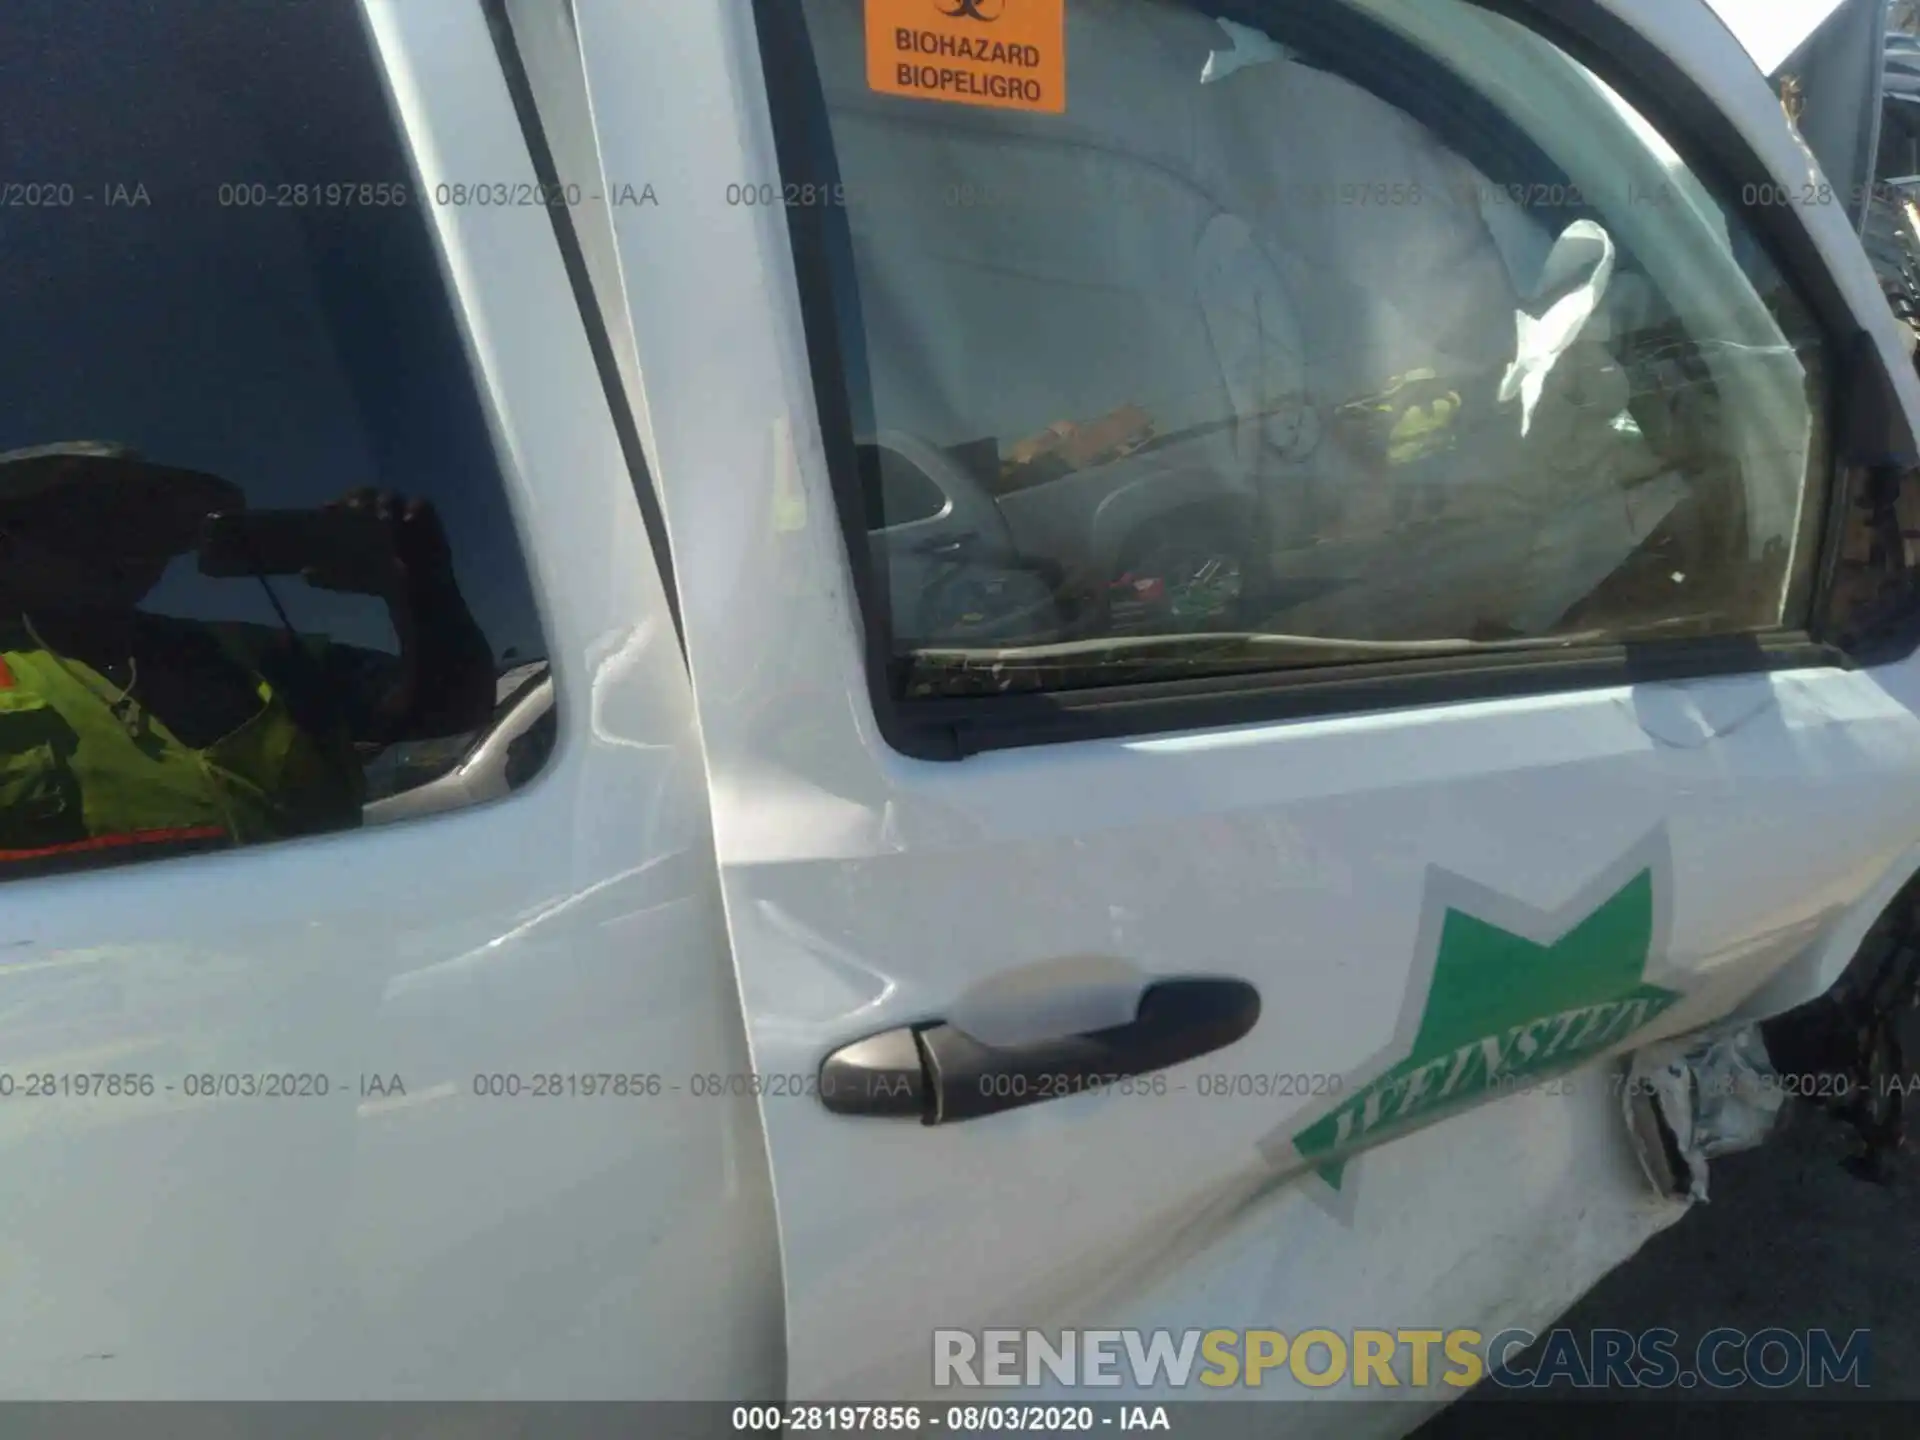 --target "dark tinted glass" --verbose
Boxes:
[0,0,554,877]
